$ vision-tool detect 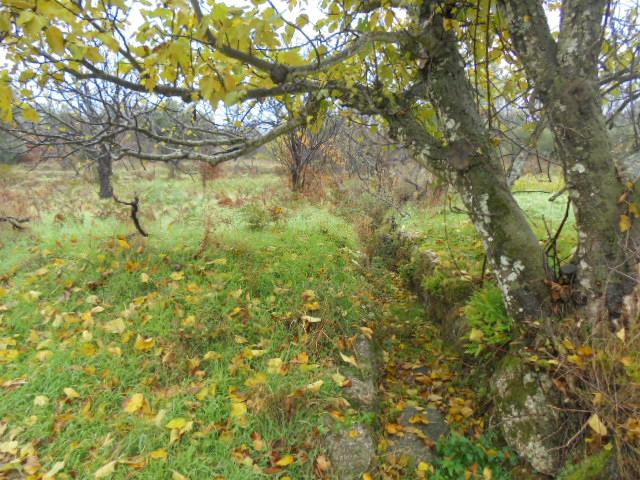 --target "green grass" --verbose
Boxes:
[397,173,576,277]
[0,169,376,479]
